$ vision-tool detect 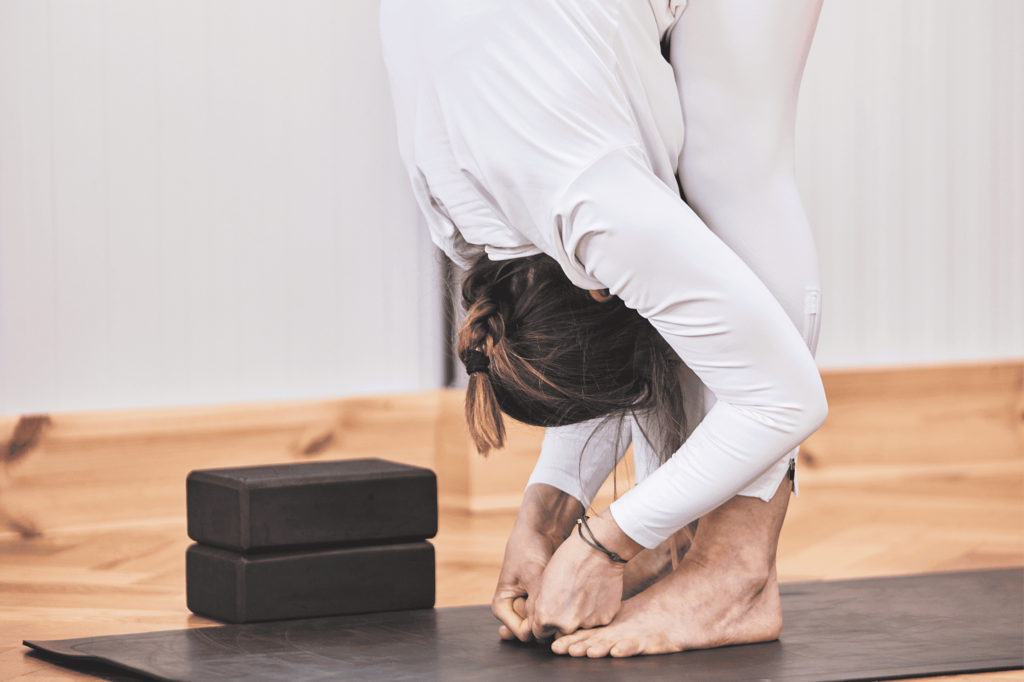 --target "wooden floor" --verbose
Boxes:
[1,362,1022,681]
